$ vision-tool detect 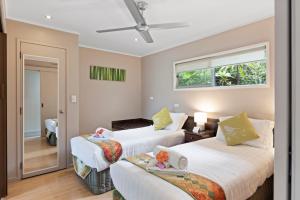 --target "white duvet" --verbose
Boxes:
[110,138,274,200]
[71,126,185,172]
[45,119,58,132]
[45,119,58,136]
